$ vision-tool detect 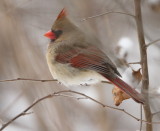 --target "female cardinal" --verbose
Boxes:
[44,8,145,104]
